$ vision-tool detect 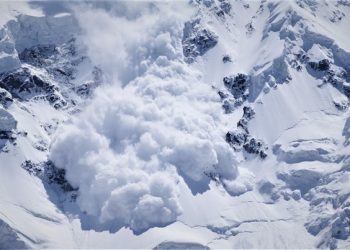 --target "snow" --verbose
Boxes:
[49,54,238,234]
[0,0,350,248]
